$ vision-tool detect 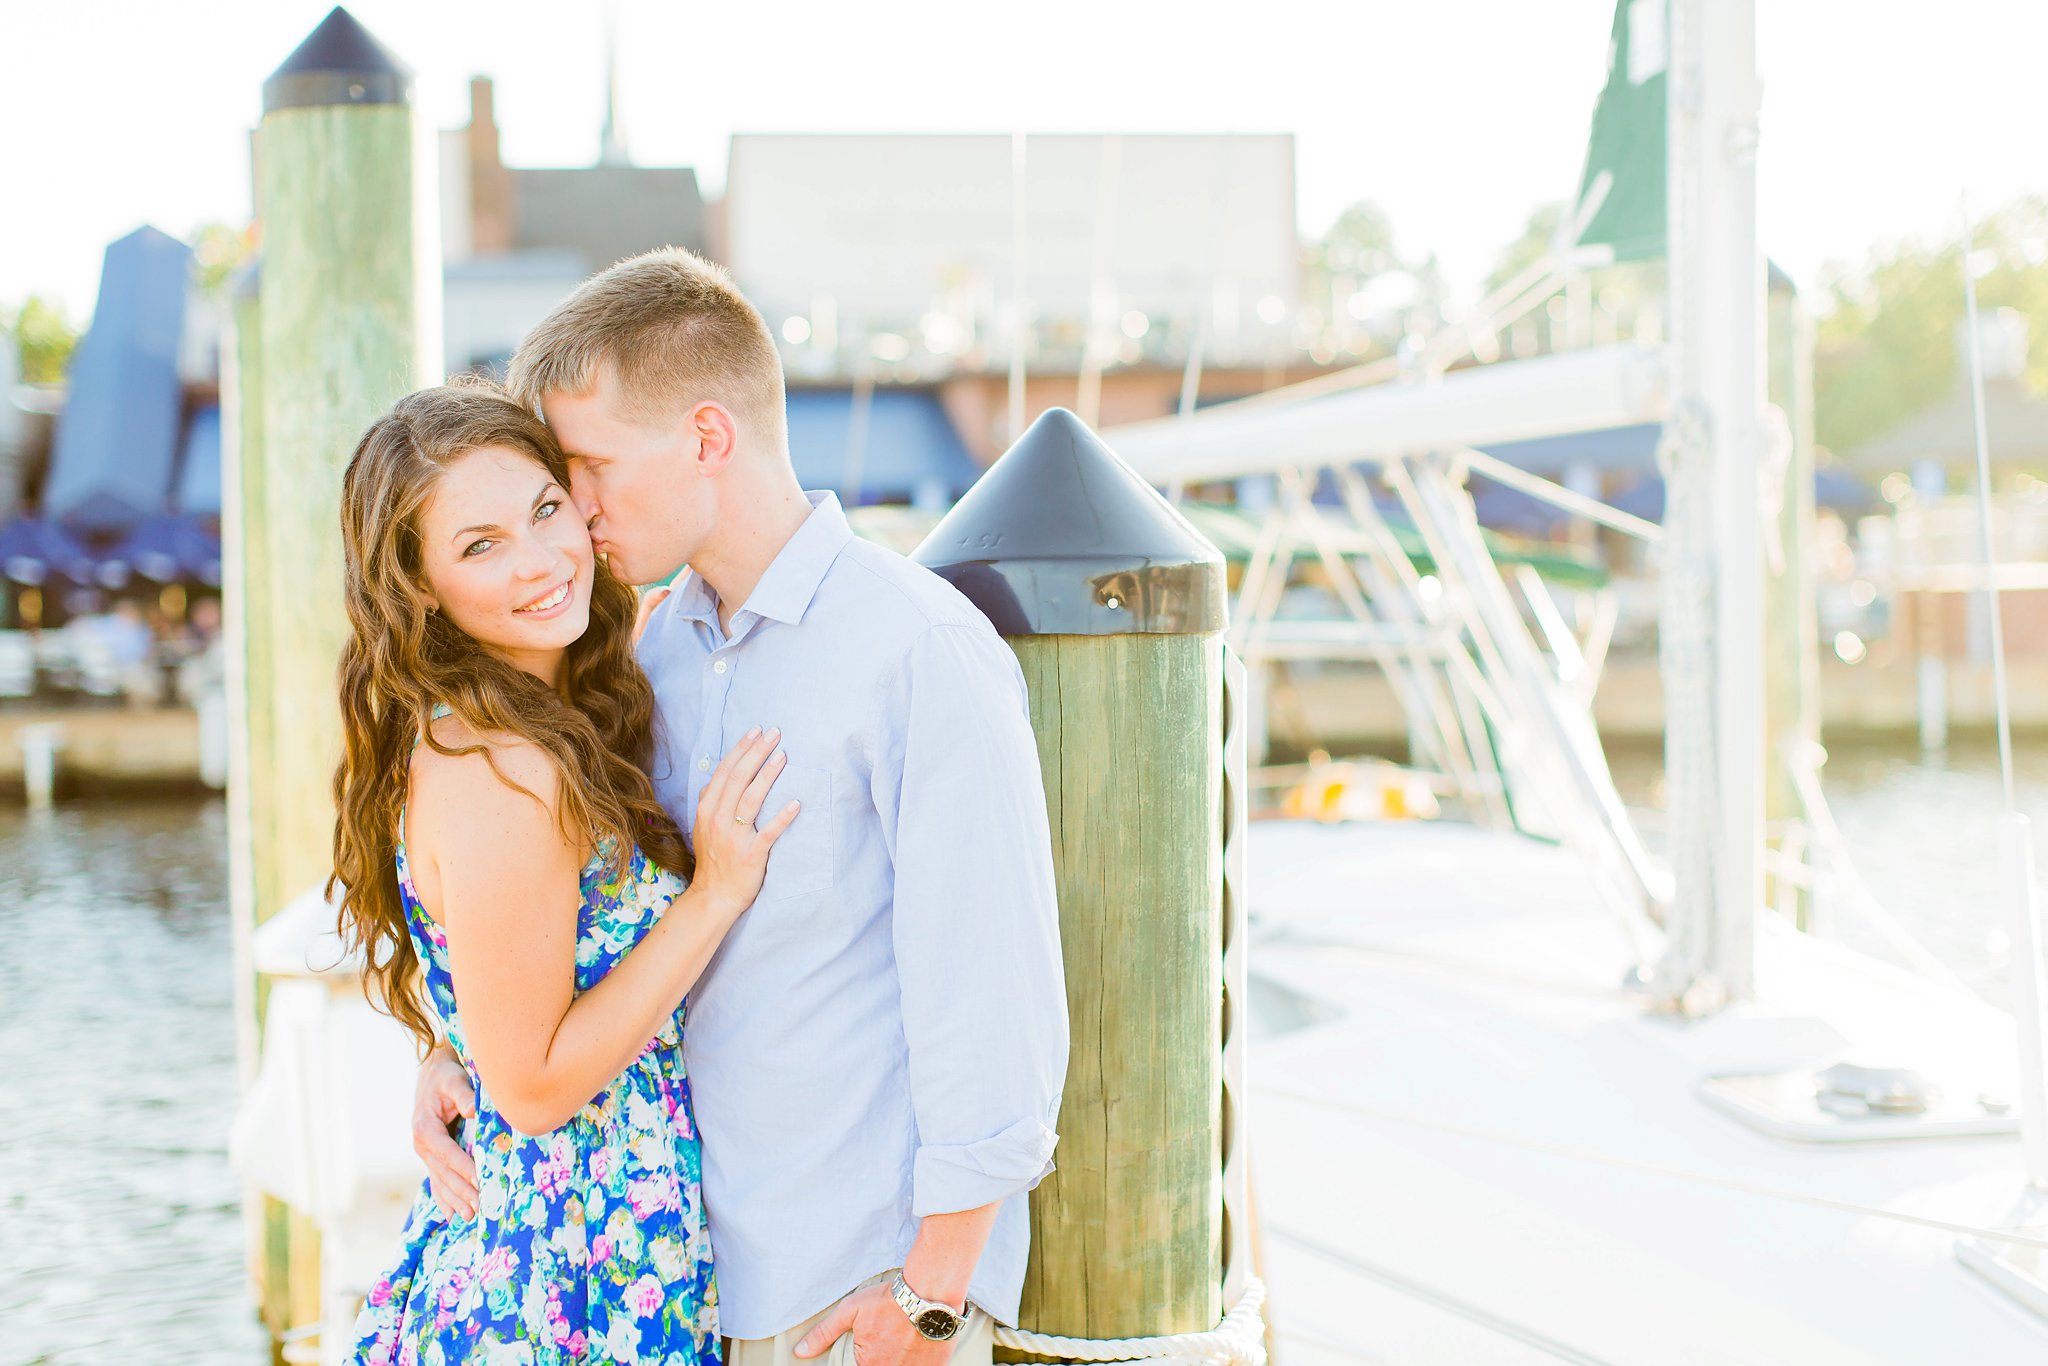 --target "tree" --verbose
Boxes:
[190,221,258,295]
[1485,202,1567,297]
[1813,195,2048,454]
[1301,201,1449,357]
[6,296,79,384]
[1477,200,1659,358]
